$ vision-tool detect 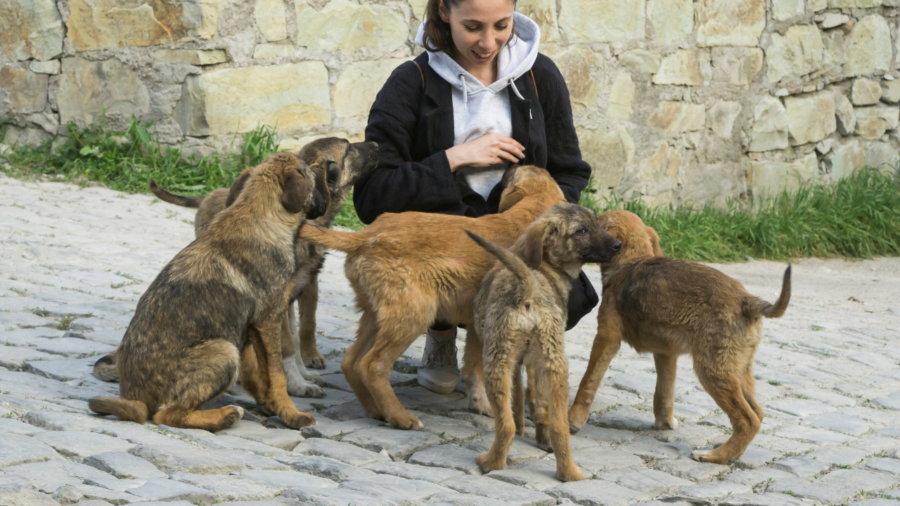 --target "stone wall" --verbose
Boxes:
[1,0,899,205]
